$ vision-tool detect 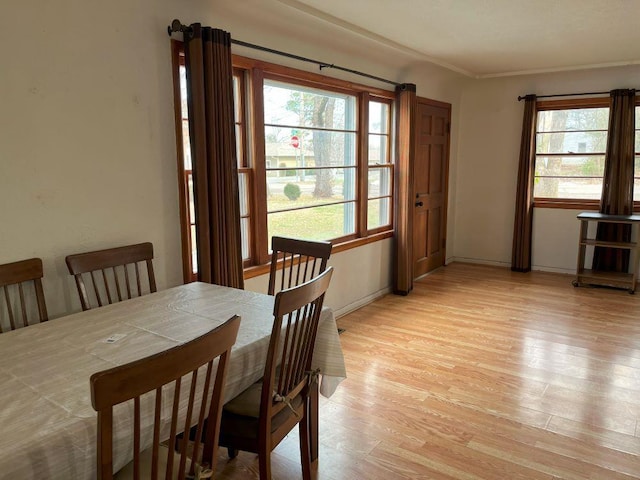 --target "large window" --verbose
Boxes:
[534,99,640,209]
[534,100,609,205]
[172,45,395,278]
[263,80,358,242]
